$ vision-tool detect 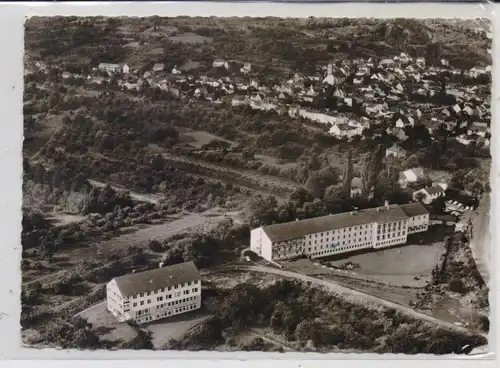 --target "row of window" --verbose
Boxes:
[376,238,405,247]
[130,281,200,299]
[308,225,372,238]
[308,234,371,246]
[136,304,199,323]
[408,225,427,232]
[310,242,372,257]
[157,296,198,309]
[377,232,404,241]
[132,289,199,307]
